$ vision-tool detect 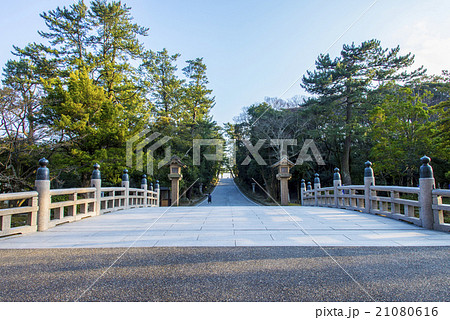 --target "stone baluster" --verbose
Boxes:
[155,180,160,207]
[91,163,102,215]
[364,161,375,213]
[419,156,435,229]
[300,179,306,206]
[314,173,320,206]
[121,169,130,209]
[36,158,51,231]
[333,168,342,207]
[141,174,148,207]
[149,182,154,206]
